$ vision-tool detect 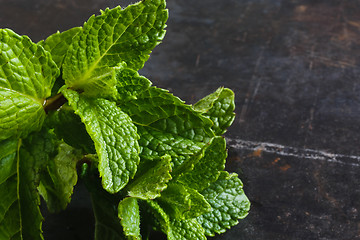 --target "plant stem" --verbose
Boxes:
[43,93,67,113]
